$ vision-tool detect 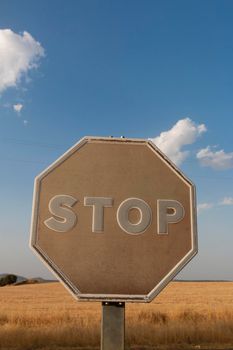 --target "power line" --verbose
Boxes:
[0,157,47,165]
[1,138,68,149]
[1,138,233,180]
